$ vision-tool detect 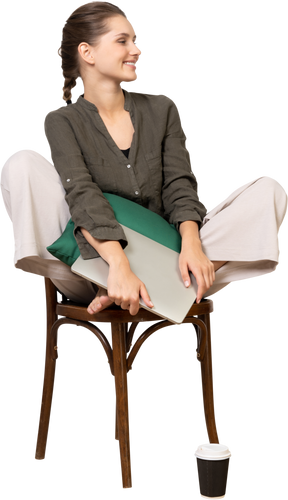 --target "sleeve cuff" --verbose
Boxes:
[74,225,128,260]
